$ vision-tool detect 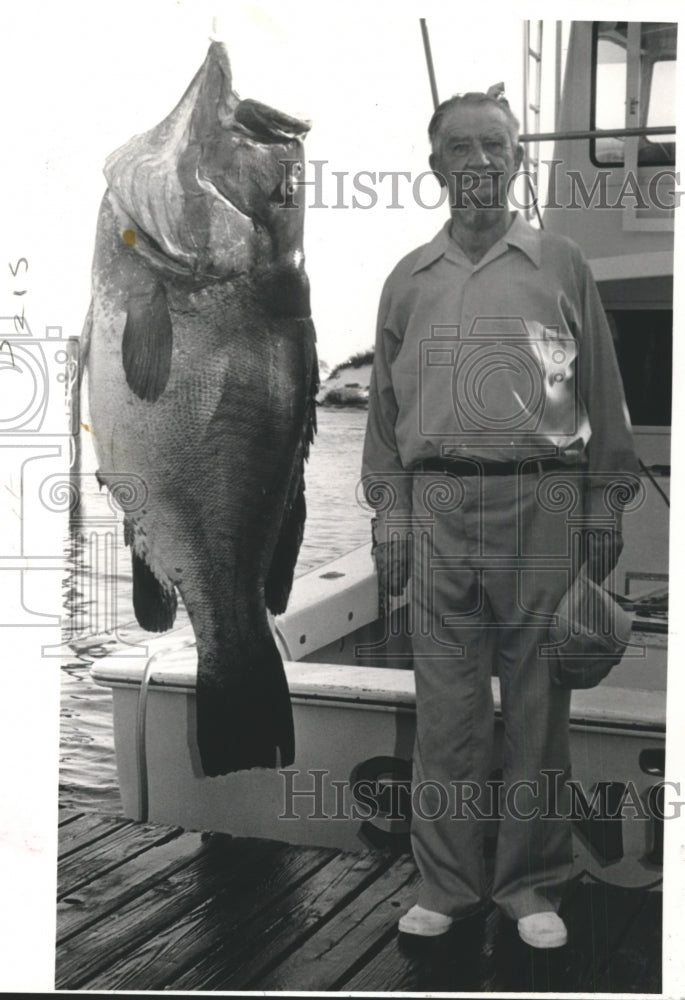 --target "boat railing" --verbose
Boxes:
[518,125,676,143]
